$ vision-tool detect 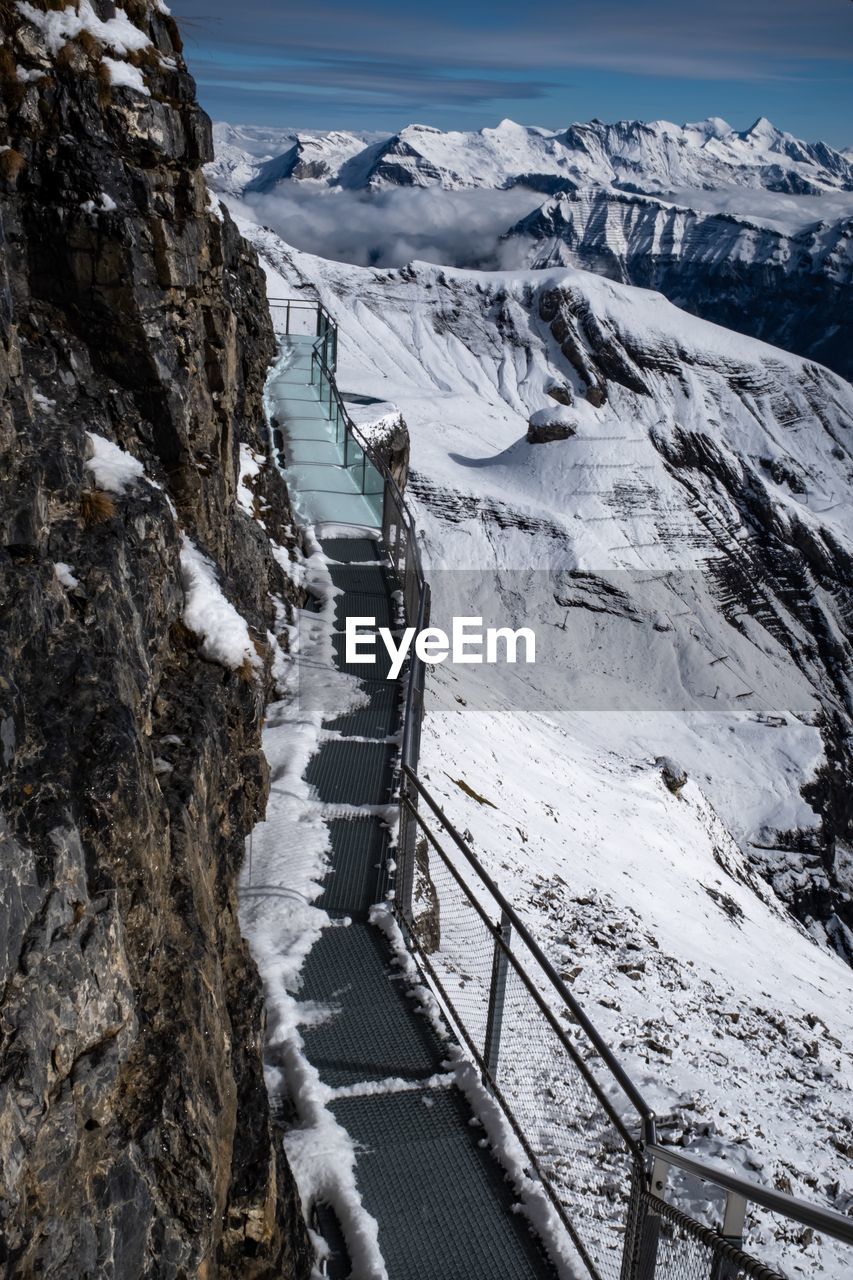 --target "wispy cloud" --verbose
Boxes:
[176,0,853,140]
[180,0,852,79]
[193,53,555,107]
